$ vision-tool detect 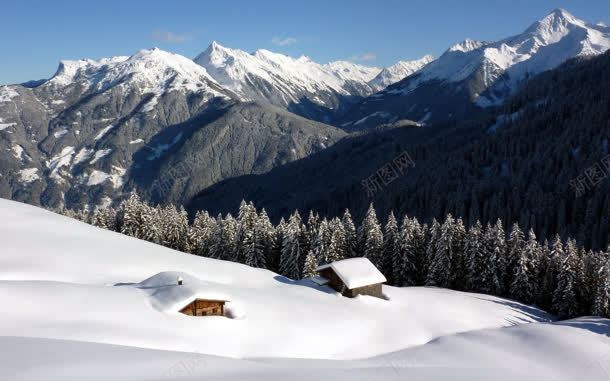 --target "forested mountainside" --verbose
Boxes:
[189,51,610,250]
